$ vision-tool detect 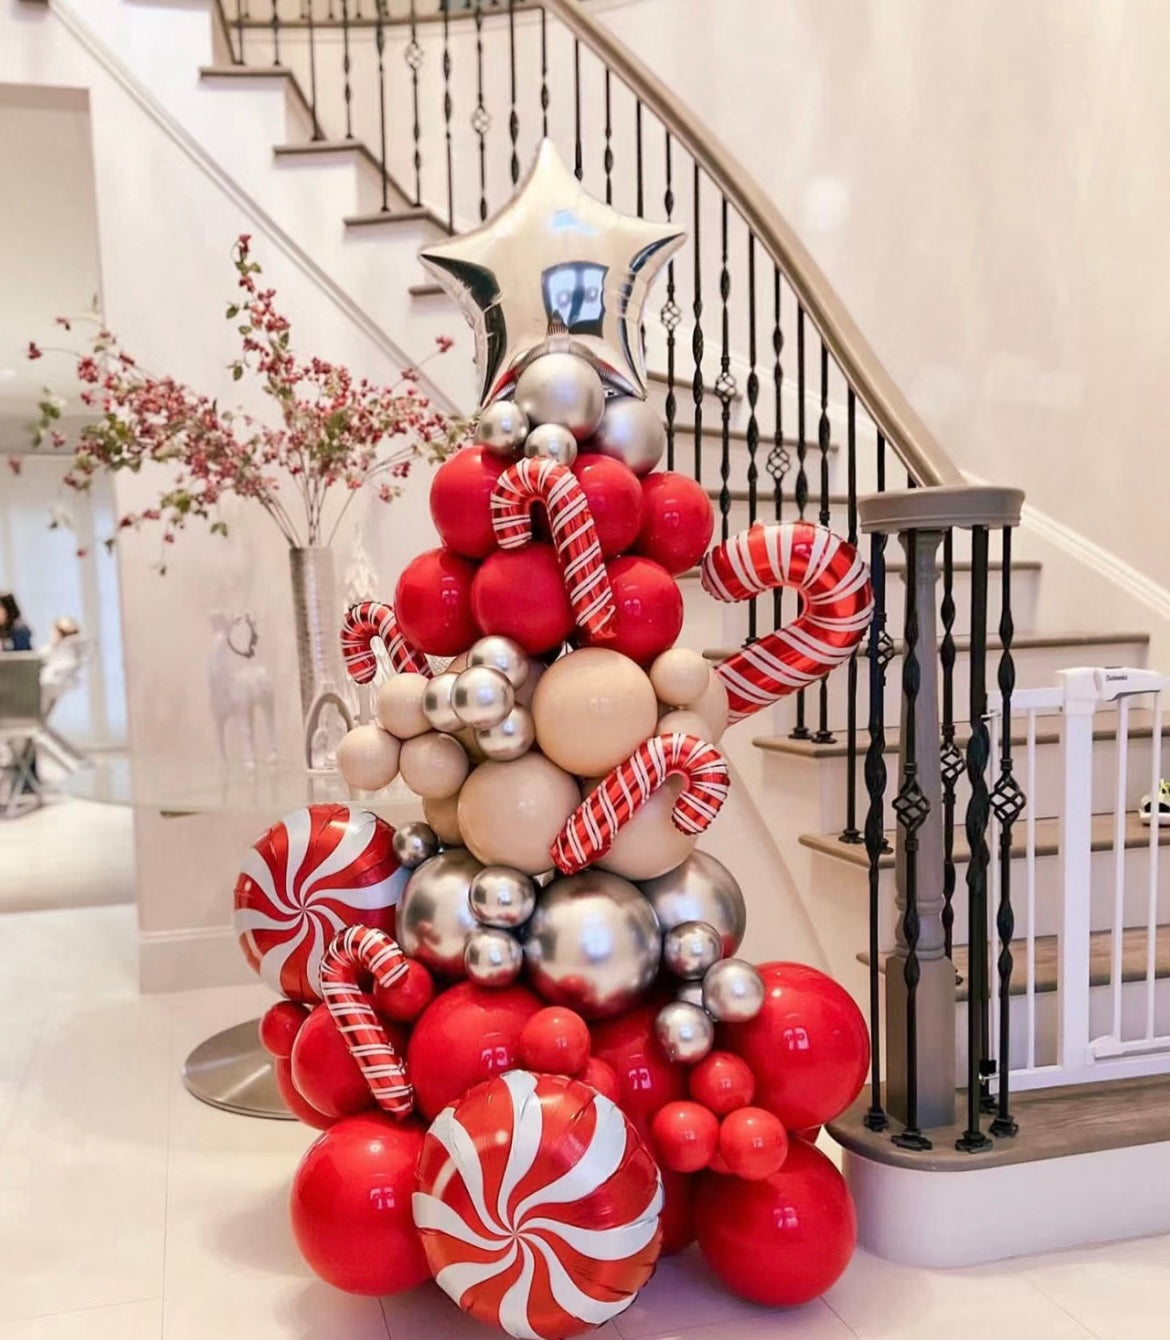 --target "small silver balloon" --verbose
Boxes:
[393,820,440,870]
[524,421,579,467]
[475,704,536,761]
[464,926,524,987]
[452,665,515,730]
[396,847,483,977]
[468,634,530,689]
[654,1000,714,1065]
[662,920,723,980]
[469,865,538,929]
[639,851,747,959]
[515,352,605,442]
[586,395,666,476]
[675,980,706,1008]
[703,958,766,1022]
[477,400,530,458]
[423,672,463,734]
